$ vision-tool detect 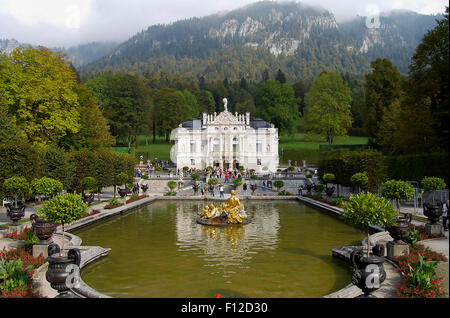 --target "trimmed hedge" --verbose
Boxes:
[385,153,449,186]
[318,149,387,190]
